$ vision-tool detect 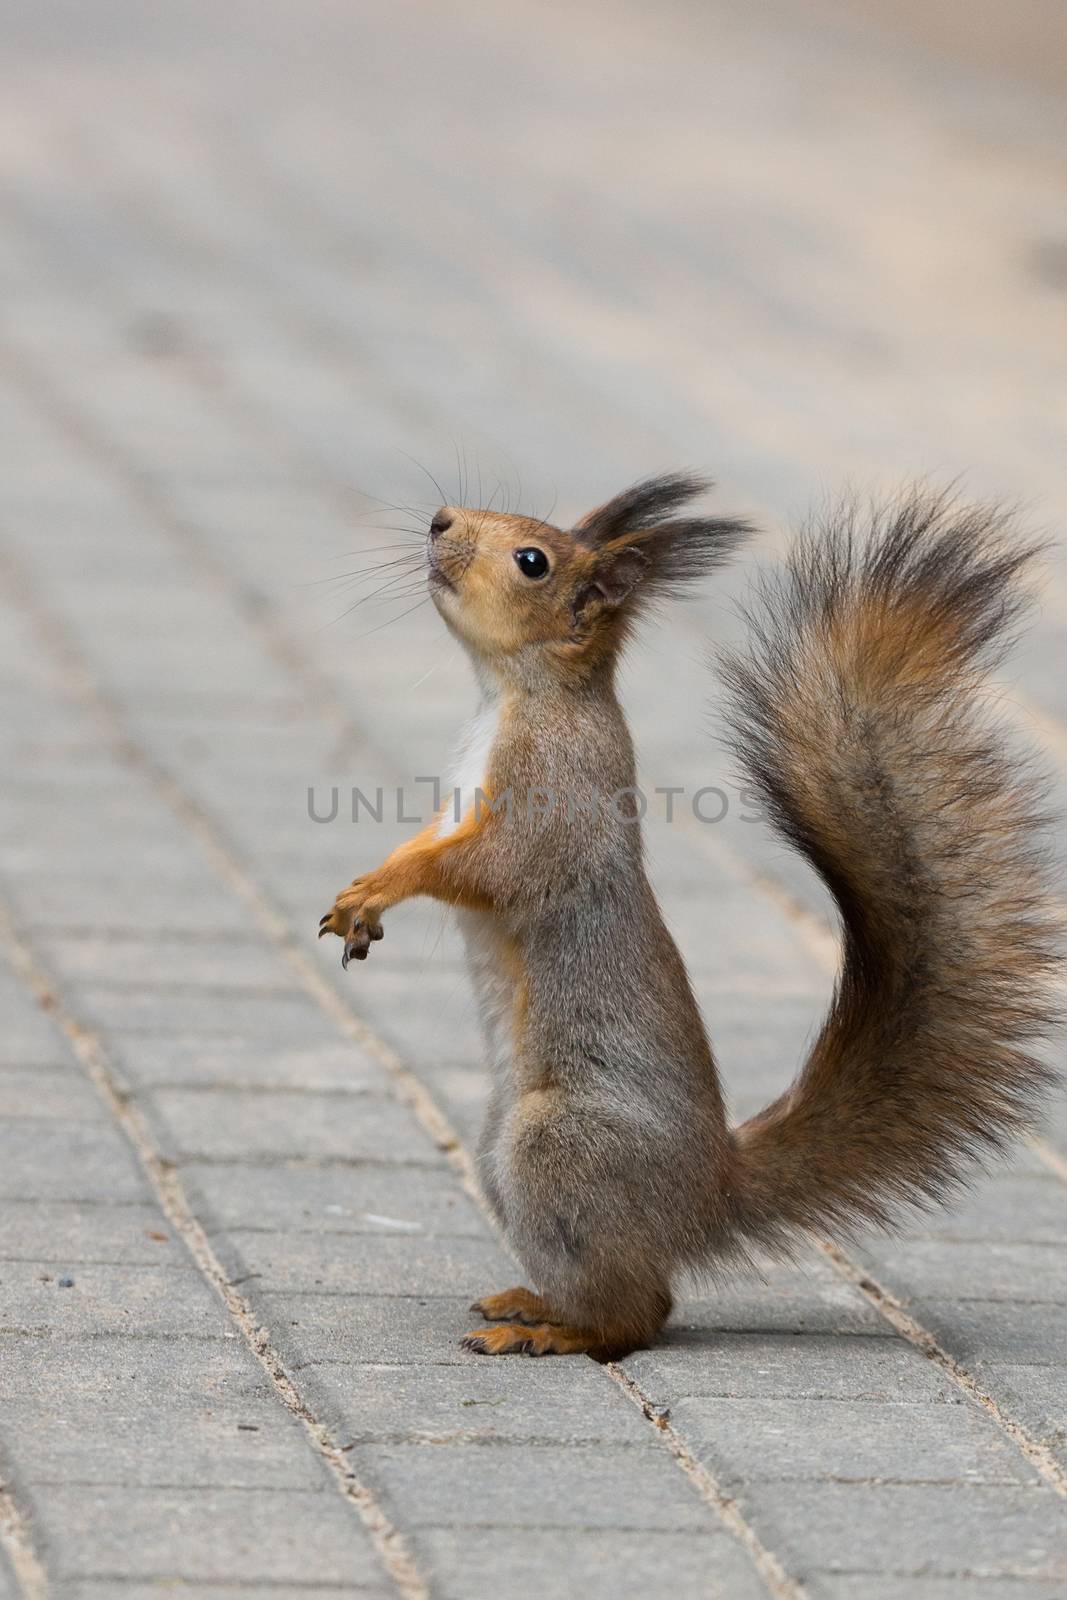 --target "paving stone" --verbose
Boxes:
[671,1394,1039,1486]
[412,1526,767,1600]
[0,1066,108,1121]
[215,1228,513,1297]
[0,1335,326,1491]
[0,981,69,1066]
[738,1482,1067,1580]
[66,1586,392,1600]
[0,1122,150,1205]
[914,1299,1067,1367]
[974,1365,1067,1465]
[350,1439,711,1532]
[143,1086,445,1164]
[298,1358,650,1448]
[853,1240,1067,1304]
[808,1579,1067,1600]
[668,1255,888,1338]
[54,936,293,991]
[914,1173,1067,1246]
[27,1483,384,1585]
[0,1262,224,1339]
[10,875,250,937]
[254,1292,480,1367]
[3,0,1067,1591]
[69,986,334,1042]
[0,1201,185,1267]
[183,1157,487,1237]
[625,1332,951,1405]
[109,1035,383,1091]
